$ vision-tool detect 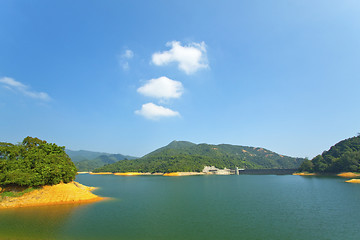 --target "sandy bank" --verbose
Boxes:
[77,172,90,174]
[345,179,360,184]
[337,172,360,178]
[114,172,151,176]
[0,182,103,209]
[293,172,316,176]
[89,172,113,175]
[163,172,205,176]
